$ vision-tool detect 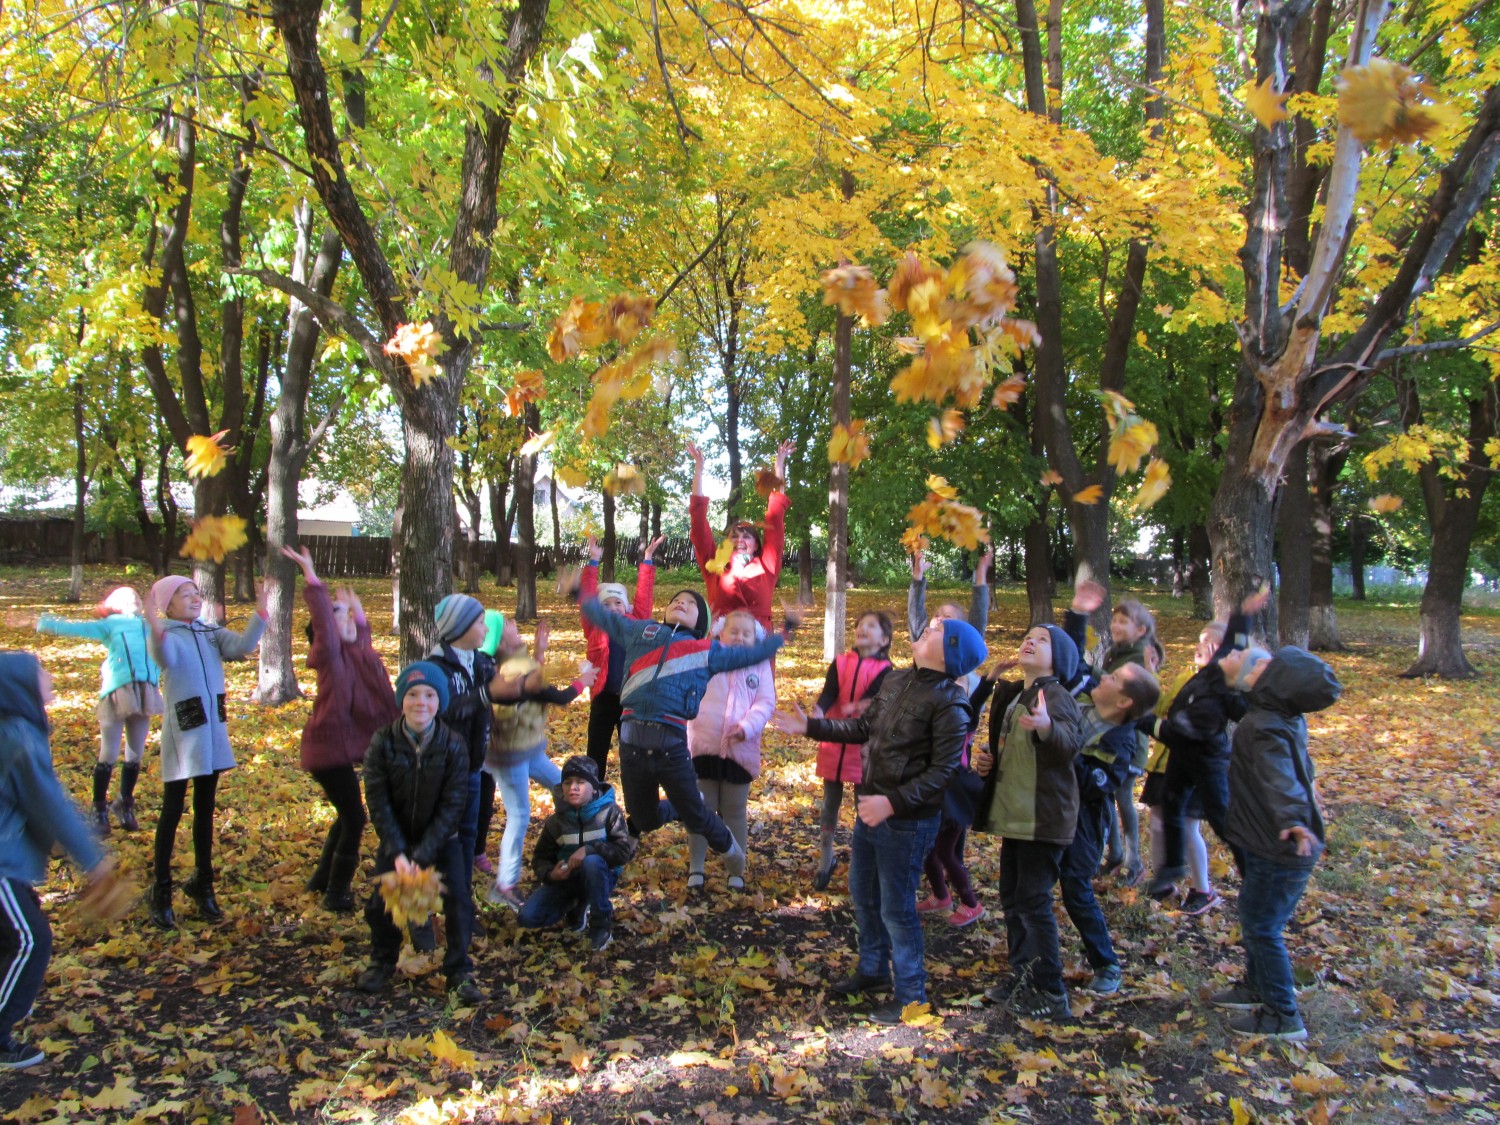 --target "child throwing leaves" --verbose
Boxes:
[810,610,893,890]
[145,576,266,929]
[580,533,662,782]
[35,586,161,833]
[687,440,792,632]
